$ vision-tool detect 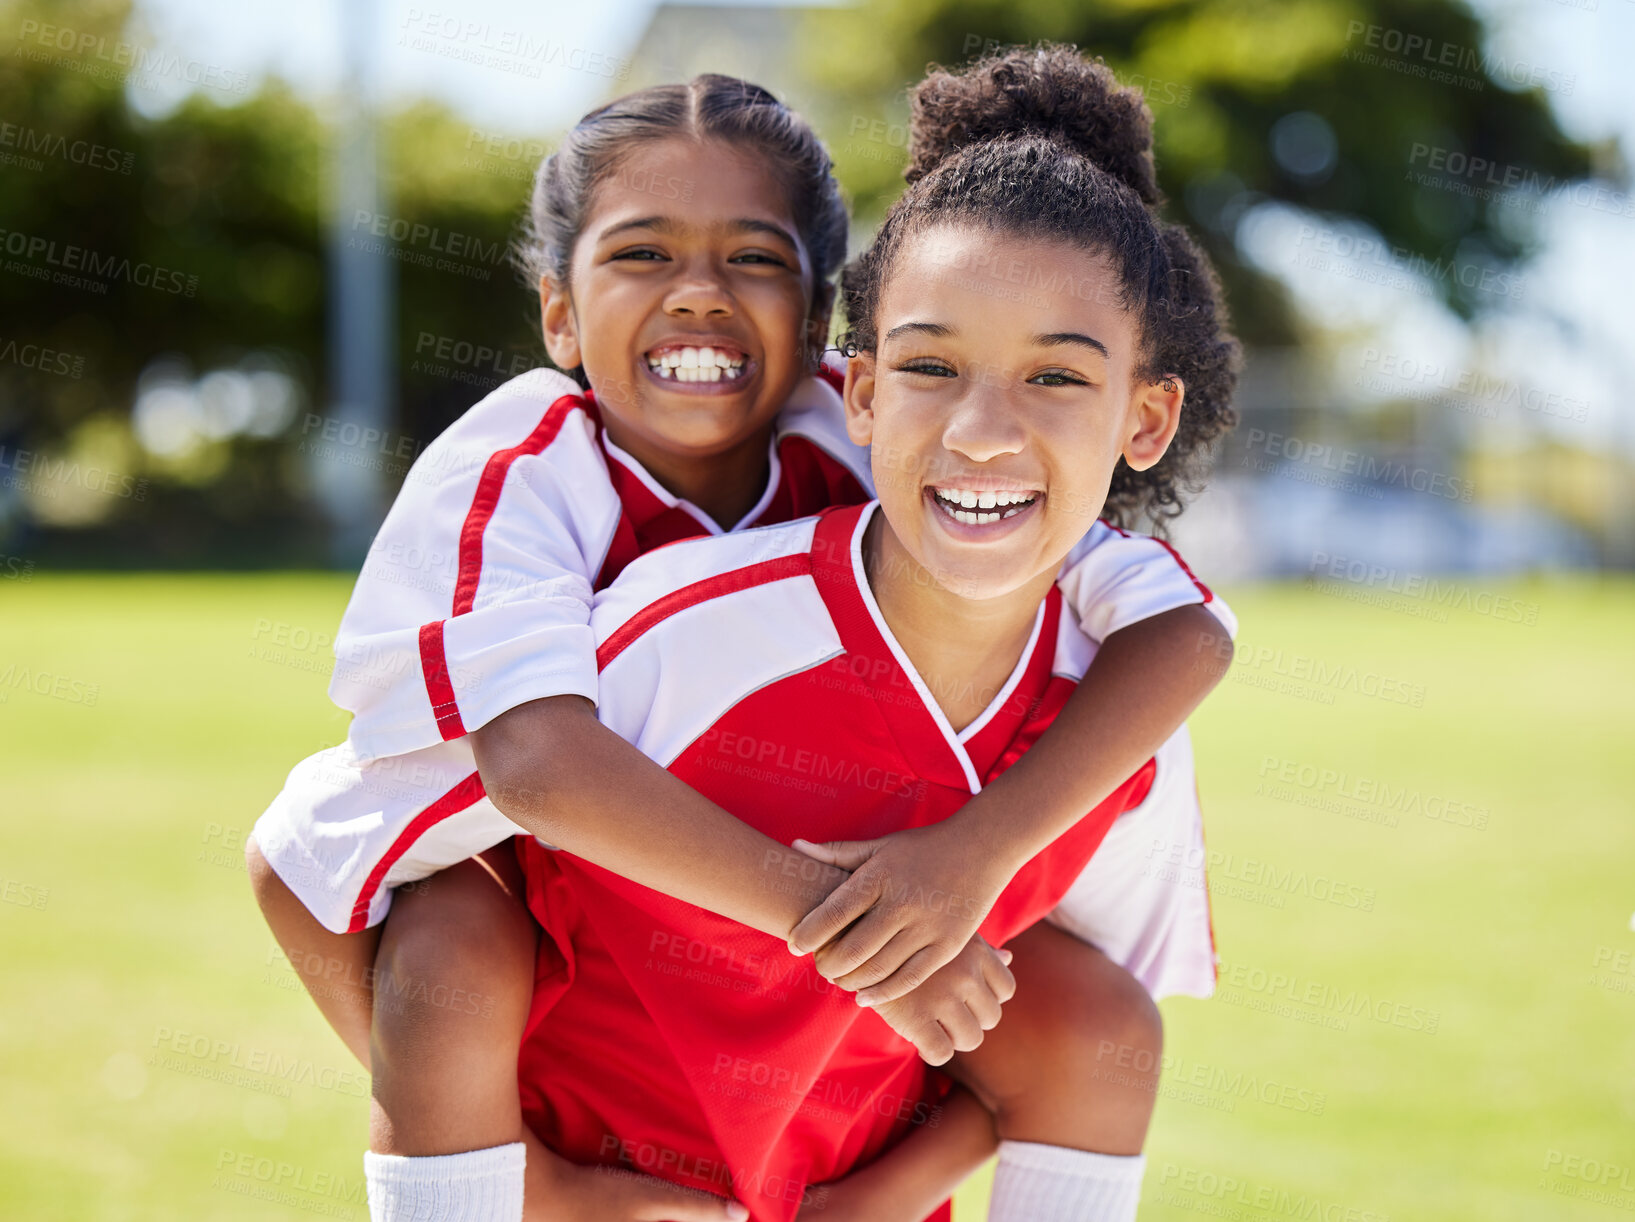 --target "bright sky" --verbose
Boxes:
[126,0,1635,453]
